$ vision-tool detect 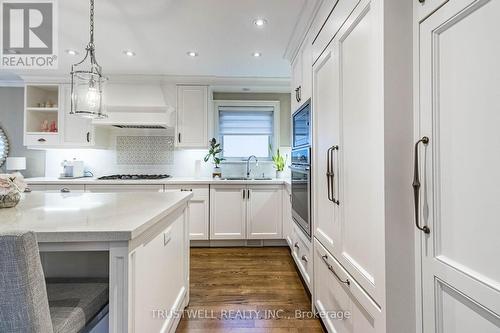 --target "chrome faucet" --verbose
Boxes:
[246,155,258,179]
